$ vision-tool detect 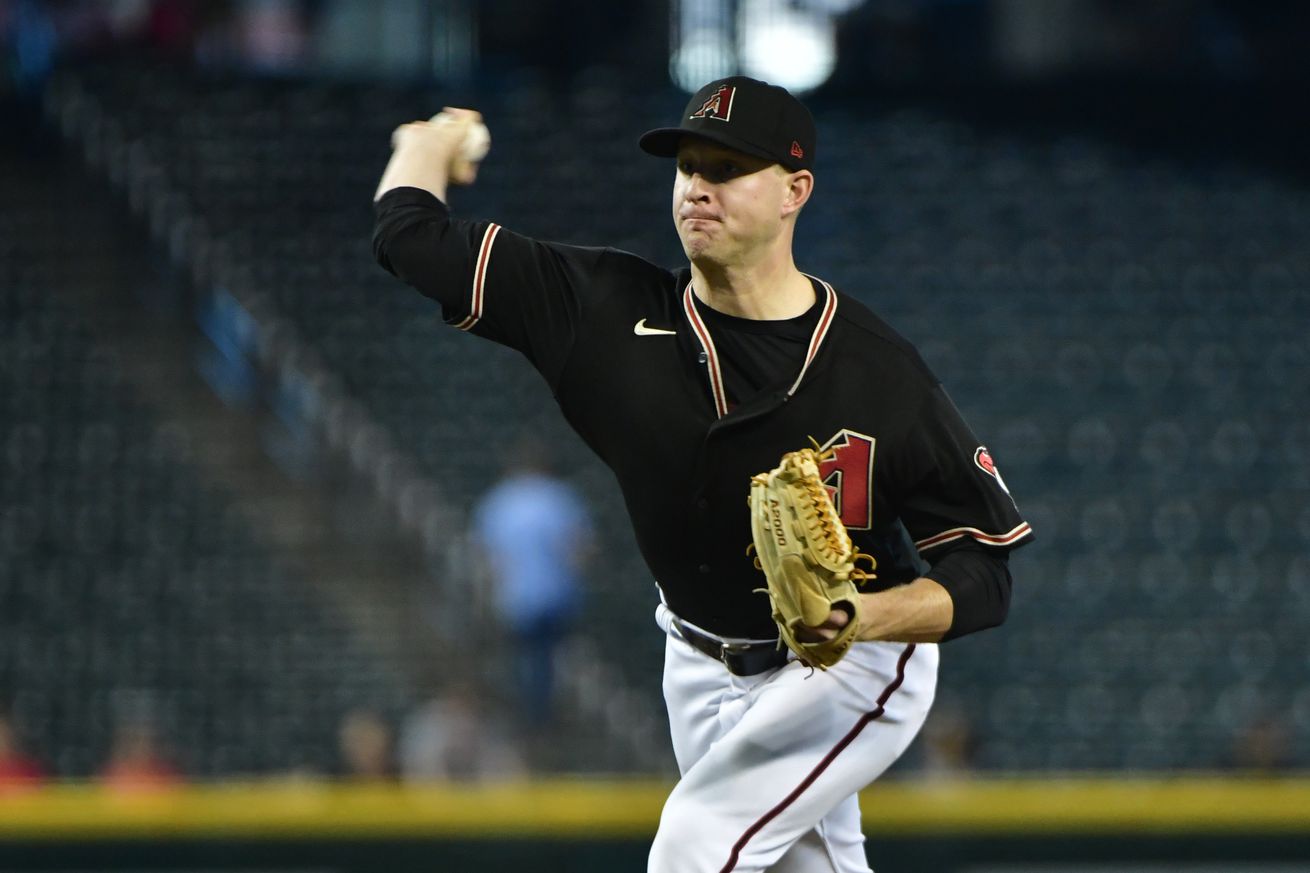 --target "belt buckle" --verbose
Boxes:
[719,640,752,671]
